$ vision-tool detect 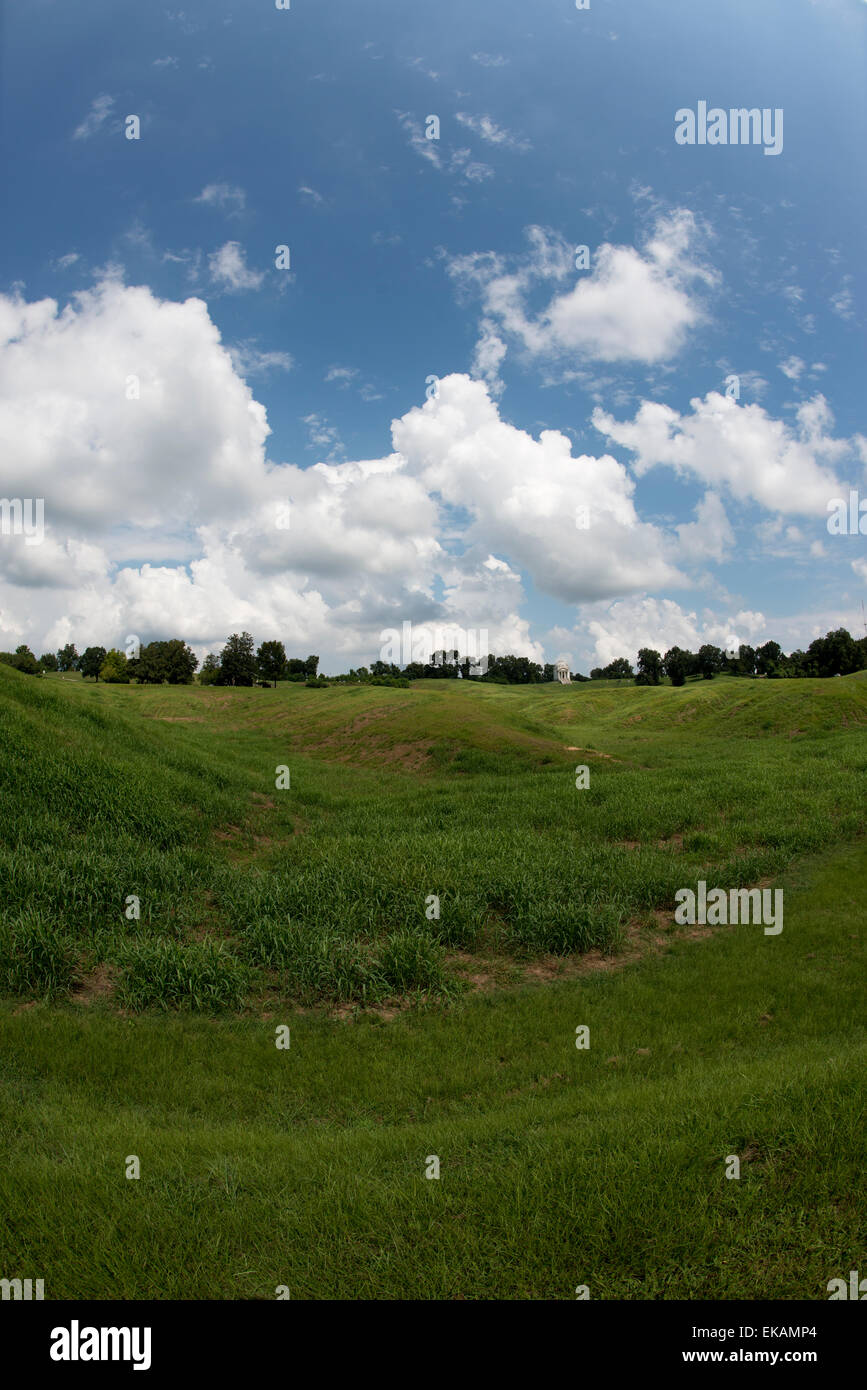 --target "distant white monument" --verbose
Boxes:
[555,660,571,685]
